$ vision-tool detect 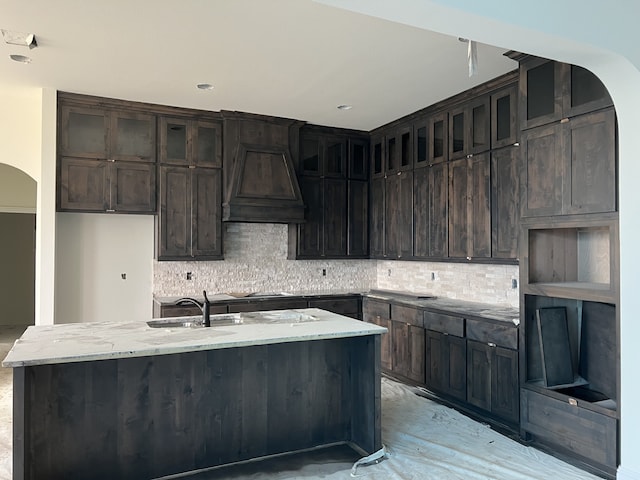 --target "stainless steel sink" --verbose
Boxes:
[147,311,317,328]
